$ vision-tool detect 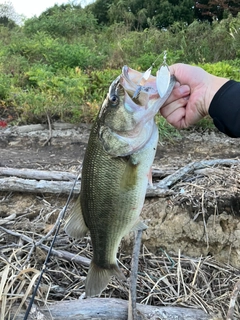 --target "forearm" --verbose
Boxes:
[209,80,240,138]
